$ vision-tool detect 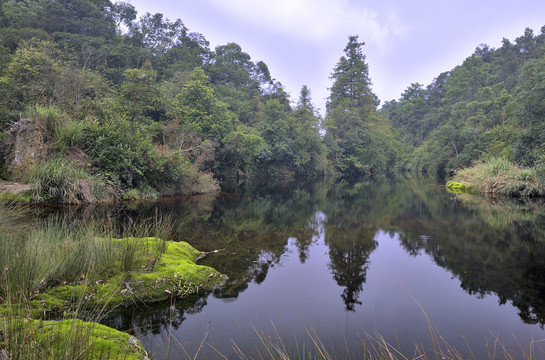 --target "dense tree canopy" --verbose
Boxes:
[0,0,544,202]
[0,0,330,202]
[382,26,545,177]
